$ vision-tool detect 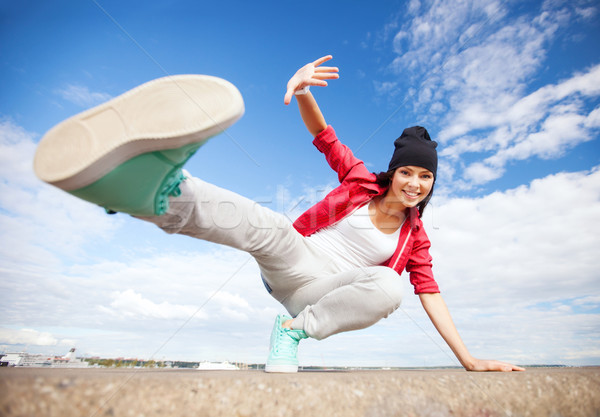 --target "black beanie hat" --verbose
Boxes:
[388,126,438,178]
